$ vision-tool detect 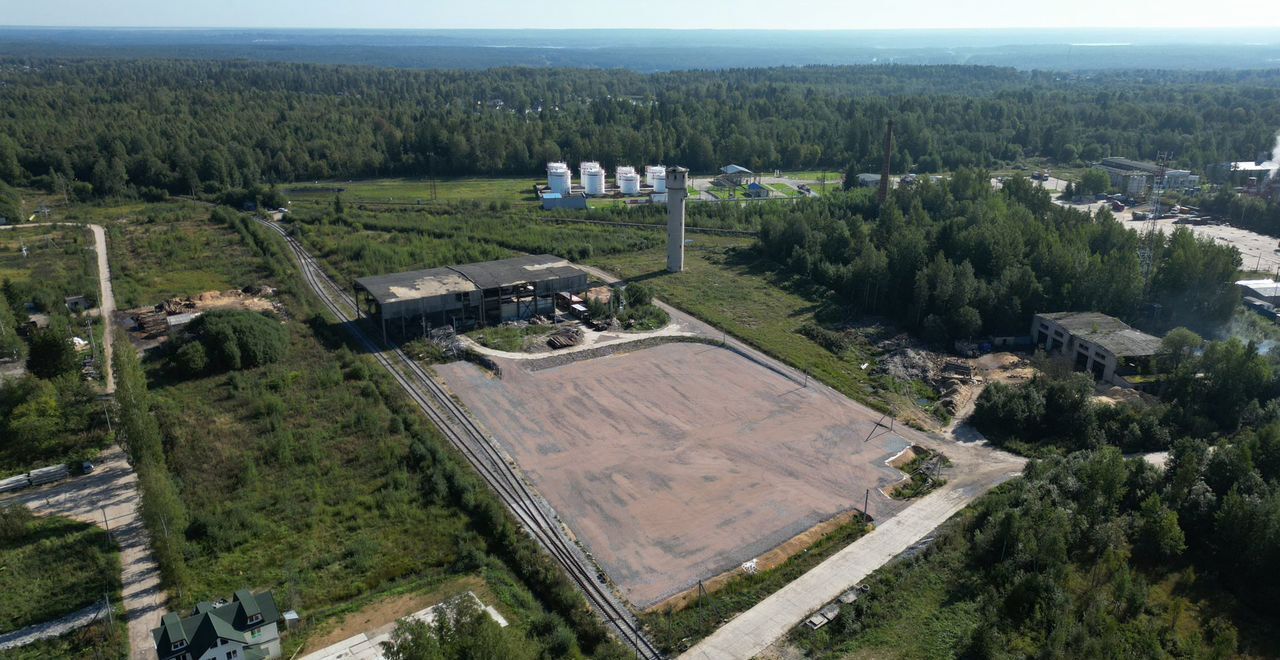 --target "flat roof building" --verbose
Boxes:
[1032,312,1163,387]
[1237,278,1280,306]
[354,254,589,341]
